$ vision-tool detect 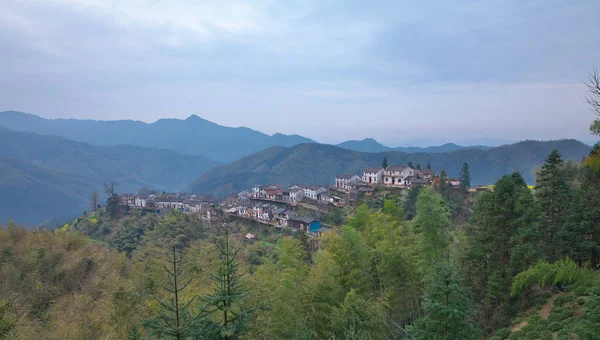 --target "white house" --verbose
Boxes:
[363,168,384,185]
[415,168,435,180]
[383,166,415,187]
[303,185,328,200]
[251,186,261,198]
[289,189,305,204]
[335,174,363,191]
